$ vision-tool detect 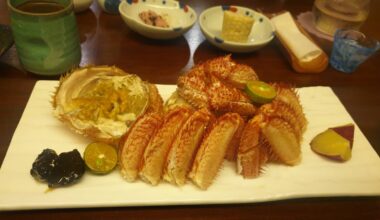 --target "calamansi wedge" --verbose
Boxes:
[245,81,277,104]
[84,142,118,174]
